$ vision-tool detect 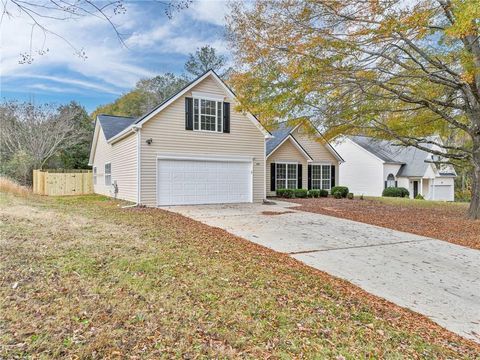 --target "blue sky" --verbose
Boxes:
[0,0,229,113]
